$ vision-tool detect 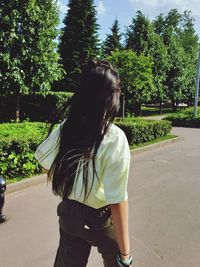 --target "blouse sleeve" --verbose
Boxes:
[102,131,130,205]
[34,124,61,170]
